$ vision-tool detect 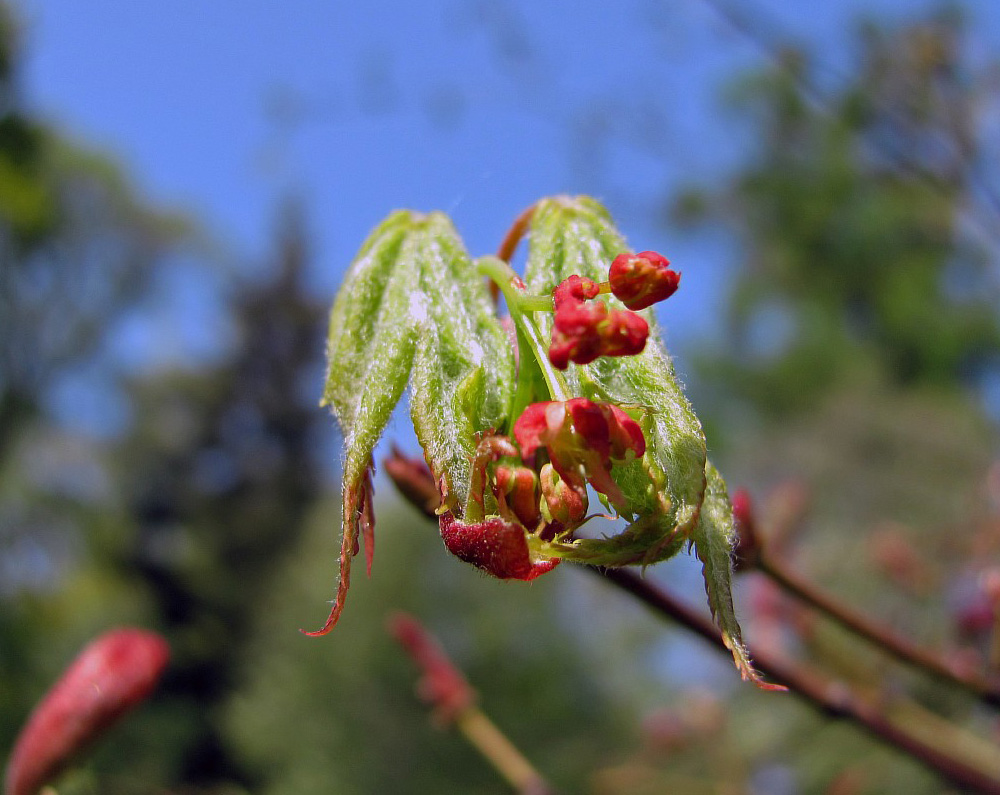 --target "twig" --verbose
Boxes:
[734,490,1000,706]
[387,612,554,795]
[757,551,1000,707]
[383,450,1000,792]
[589,566,1000,795]
[497,205,536,264]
